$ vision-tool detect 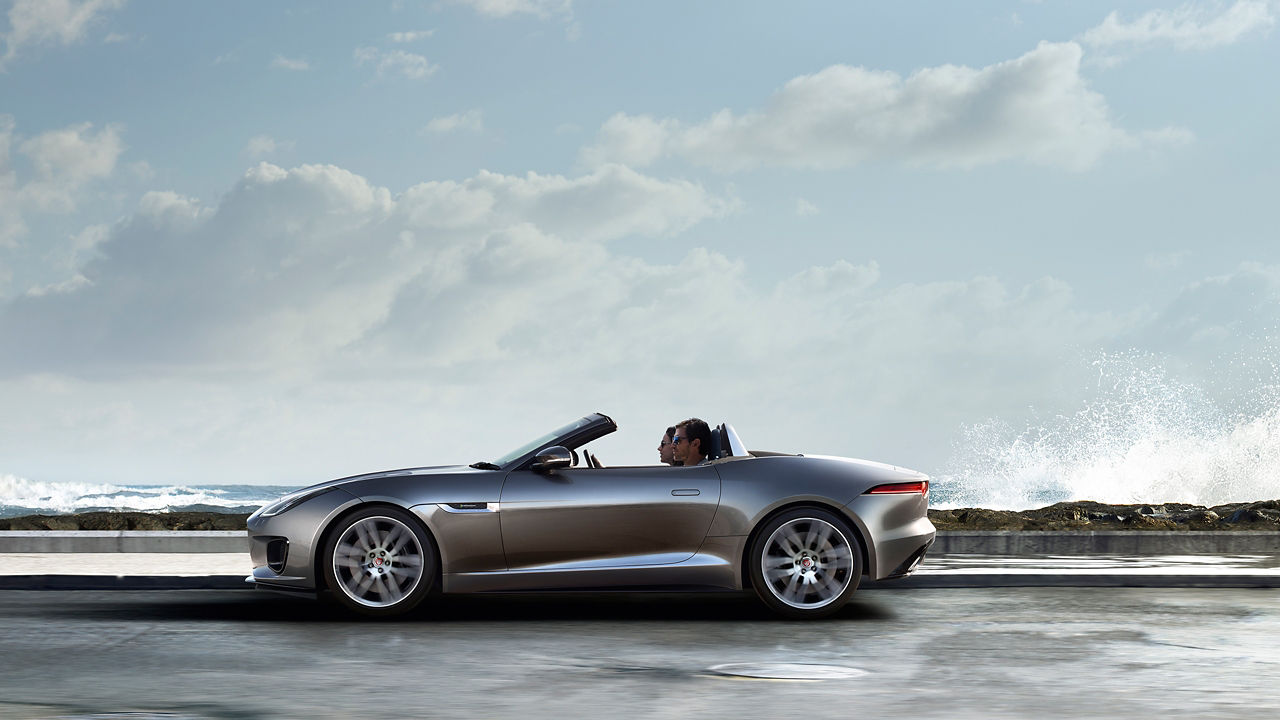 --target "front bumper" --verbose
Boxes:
[245,486,361,592]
